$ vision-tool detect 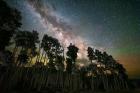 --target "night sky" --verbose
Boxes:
[6,0,140,78]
